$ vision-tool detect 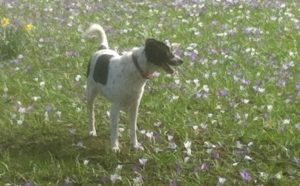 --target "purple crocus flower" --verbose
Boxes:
[190,51,198,61]
[296,82,300,91]
[218,88,228,97]
[201,162,209,171]
[24,181,34,186]
[241,79,251,86]
[295,123,300,132]
[100,176,110,184]
[132,162,142,173]
[44,104,53,113]
[170,180,177,186]
[240,170,252,182]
